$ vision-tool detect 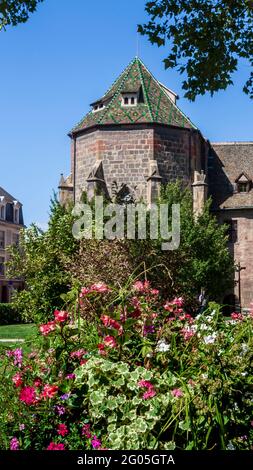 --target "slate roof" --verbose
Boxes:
[0,186,20,203]
[209,143,253,210]
[71,57,197,134]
